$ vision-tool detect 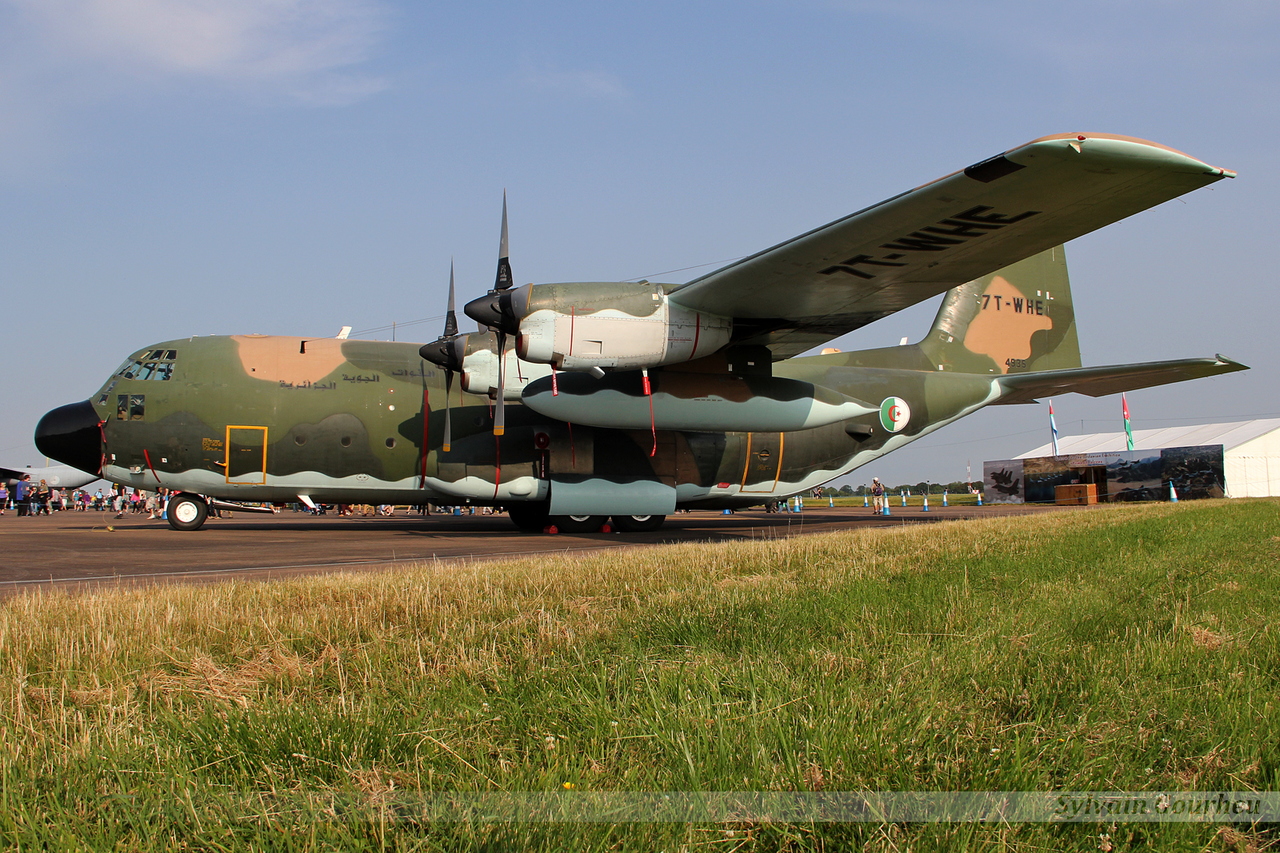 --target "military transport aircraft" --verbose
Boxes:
[0,463,98,490]
[35,133,1246,532]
